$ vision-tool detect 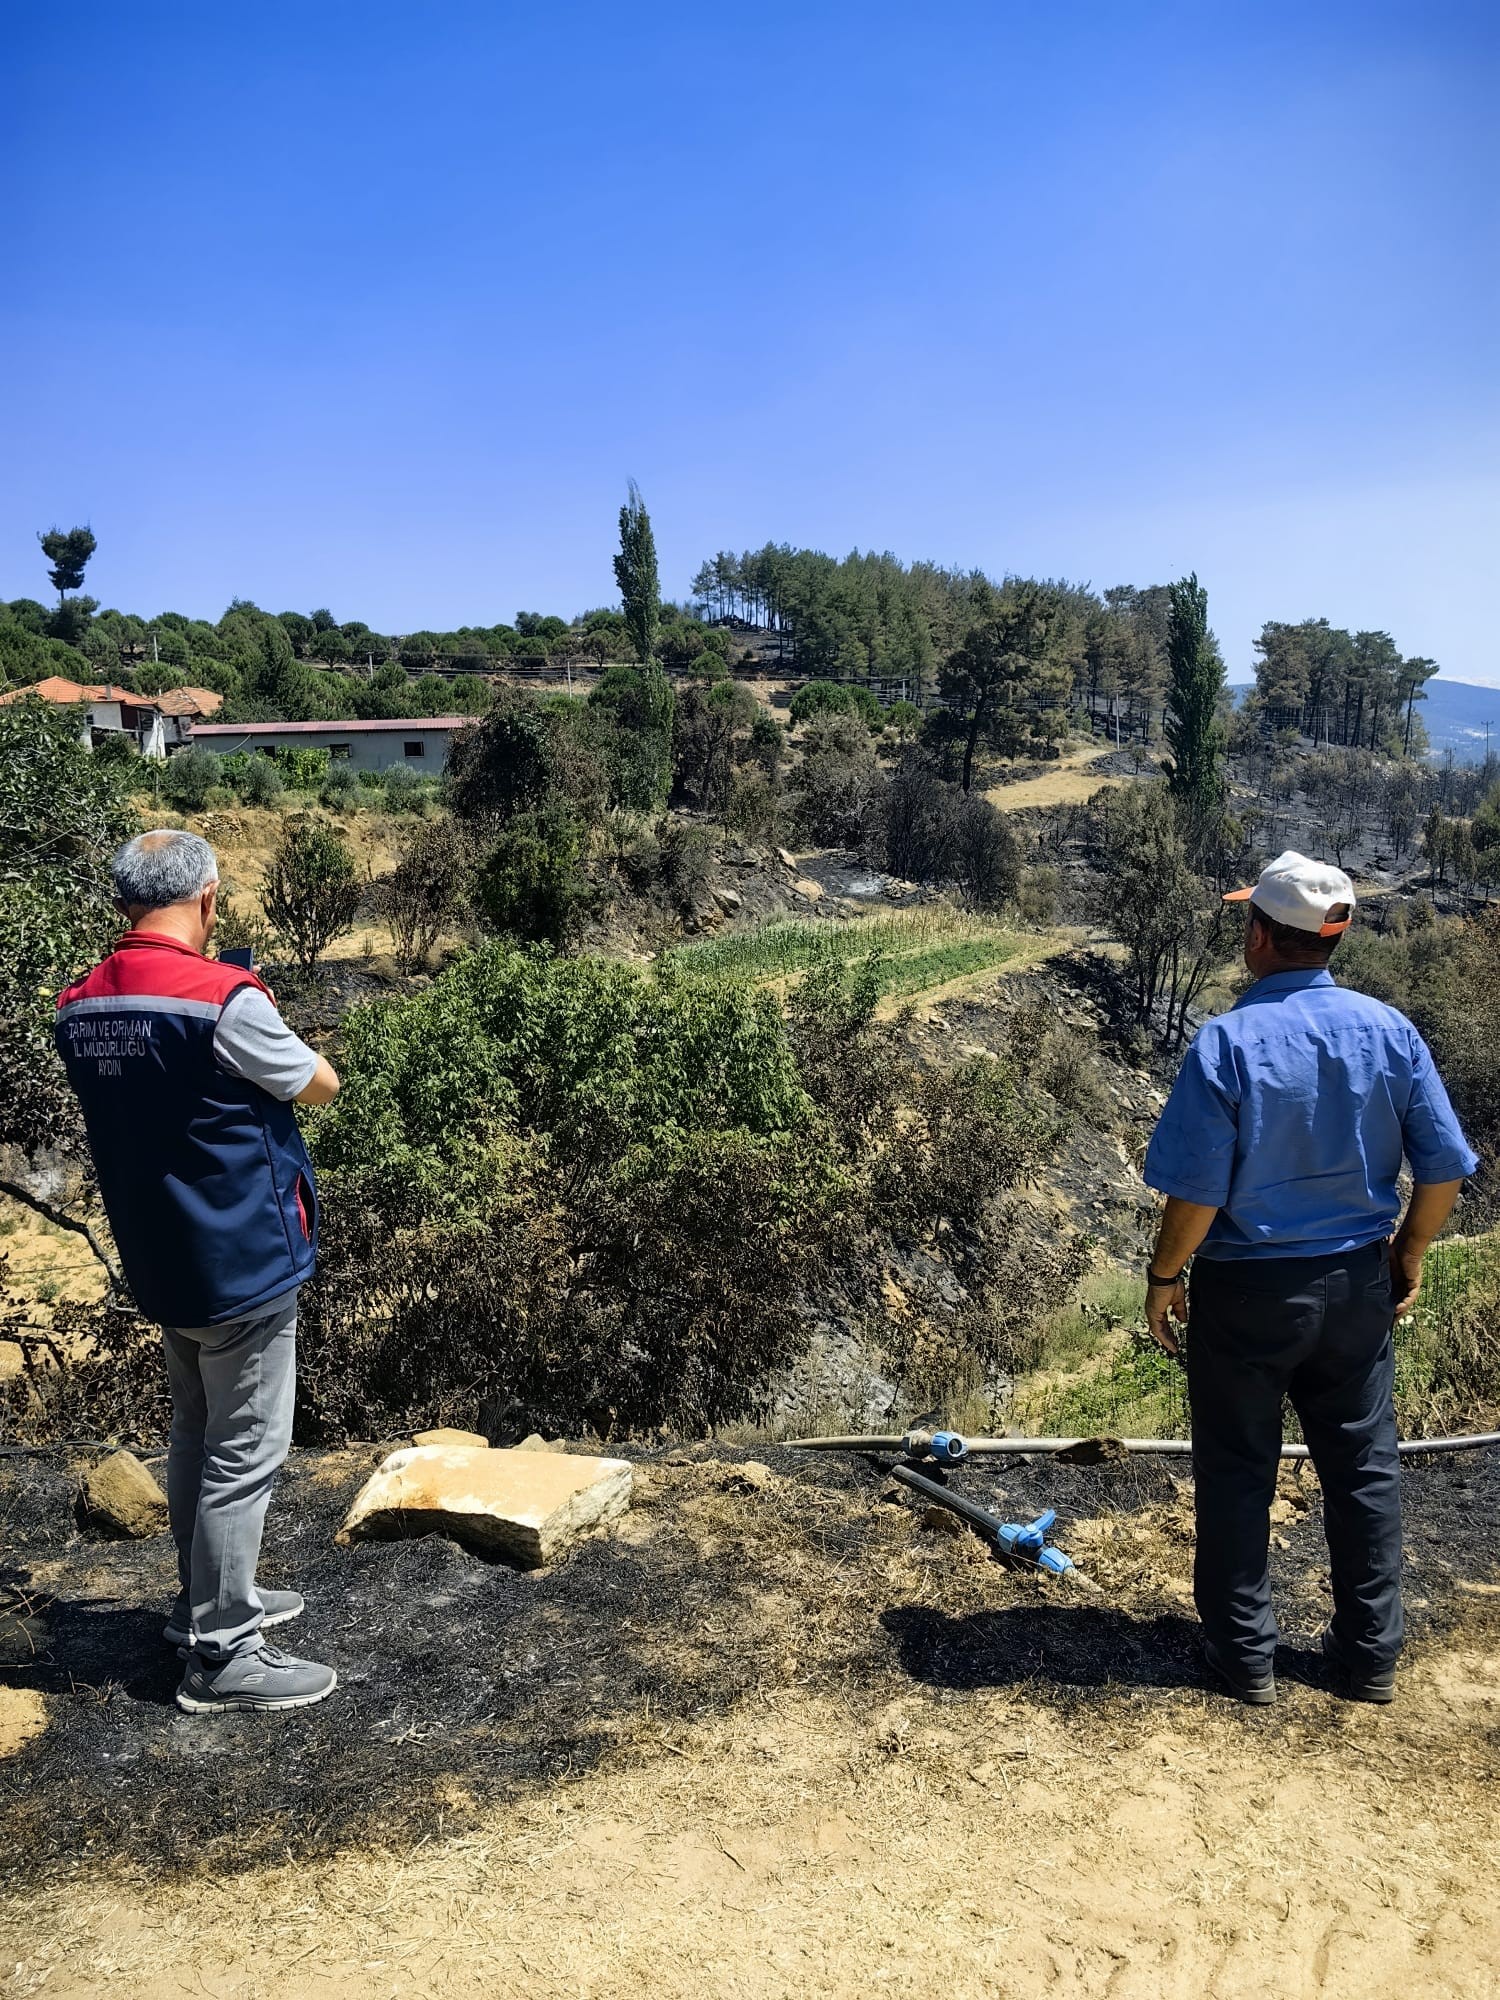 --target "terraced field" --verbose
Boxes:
[675,909,1044,1010]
